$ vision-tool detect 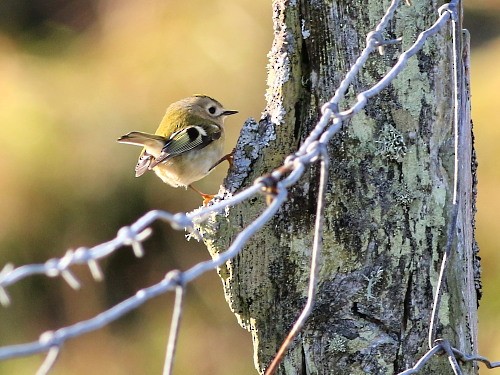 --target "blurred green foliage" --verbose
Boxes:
[0,1,498,374]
